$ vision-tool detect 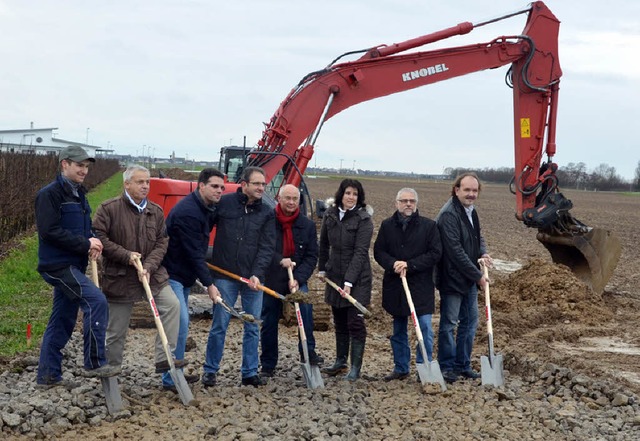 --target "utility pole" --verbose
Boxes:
[352,160,356,171]
[339,158,344,173]
[86,128,90,145]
